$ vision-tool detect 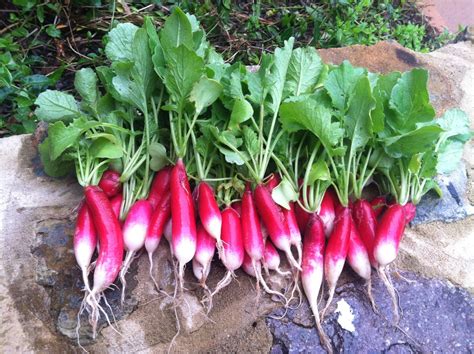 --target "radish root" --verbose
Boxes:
[119,251,135,306]
[378,266,400,324]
